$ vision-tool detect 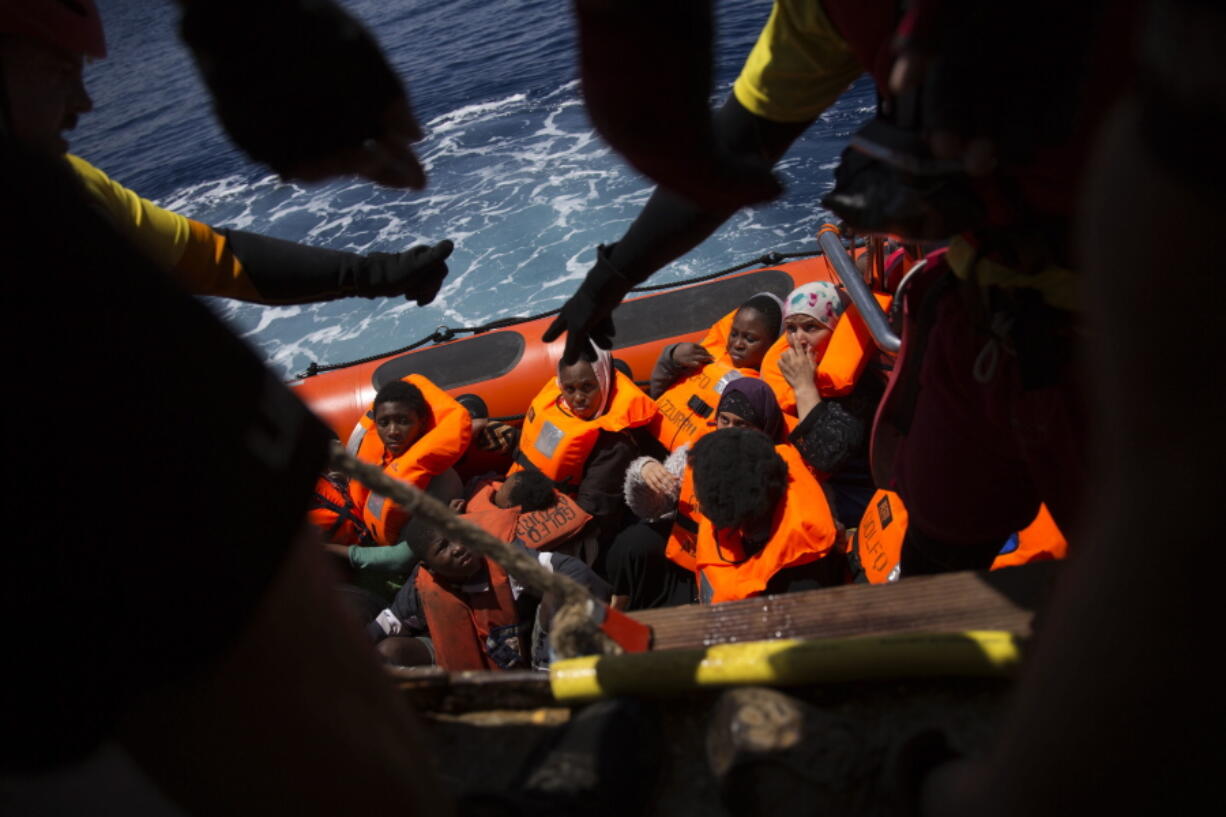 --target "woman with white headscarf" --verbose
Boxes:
[510,342,659,567]
[769,281,884,529]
